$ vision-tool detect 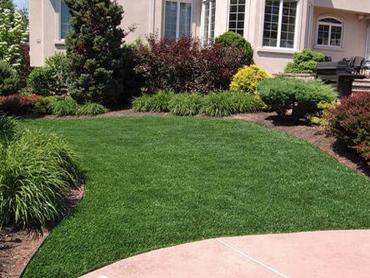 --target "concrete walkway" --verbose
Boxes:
[81,230,370,278]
